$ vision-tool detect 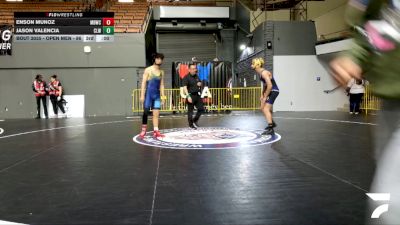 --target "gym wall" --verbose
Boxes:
[0,33,146,118]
